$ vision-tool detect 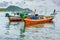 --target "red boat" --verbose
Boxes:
[24,17,54,26]
[8,17,22,22]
